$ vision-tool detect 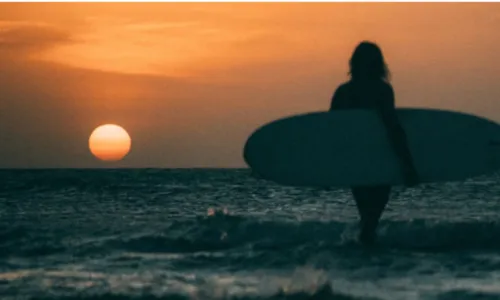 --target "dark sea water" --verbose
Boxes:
[1,169,500,300]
